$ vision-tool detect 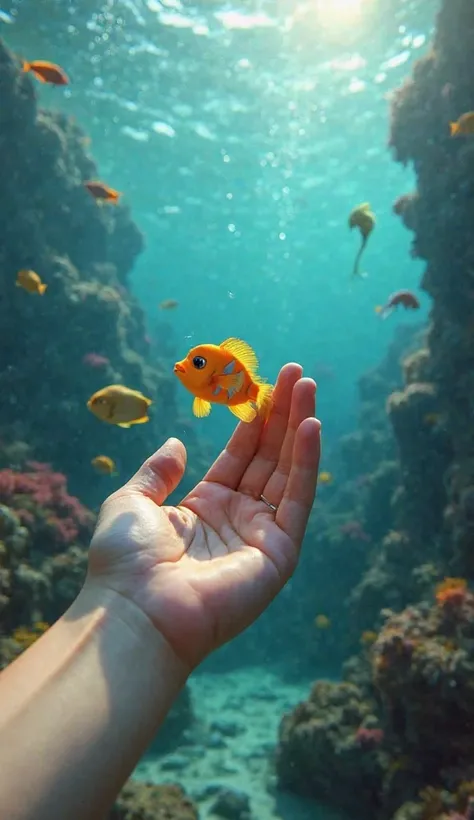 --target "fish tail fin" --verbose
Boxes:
[450,122,458,137]
[256,383,273,420]
[22,61,30,73]
[39,283,47,294]
[352,239,366,277]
